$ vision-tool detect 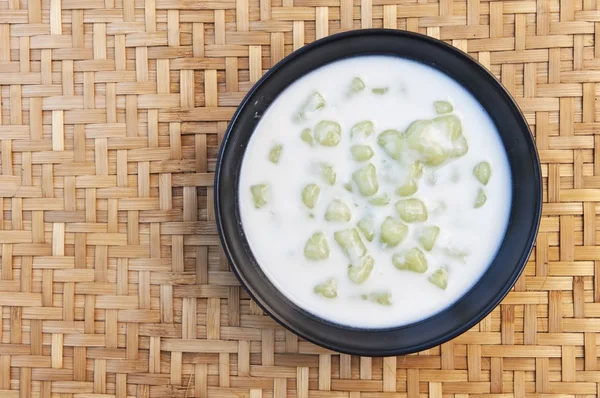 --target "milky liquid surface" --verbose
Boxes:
[239,56,512,328]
